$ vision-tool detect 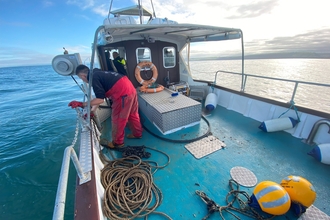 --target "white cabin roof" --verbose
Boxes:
[110,5,153,17]
[103,23,242,44]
